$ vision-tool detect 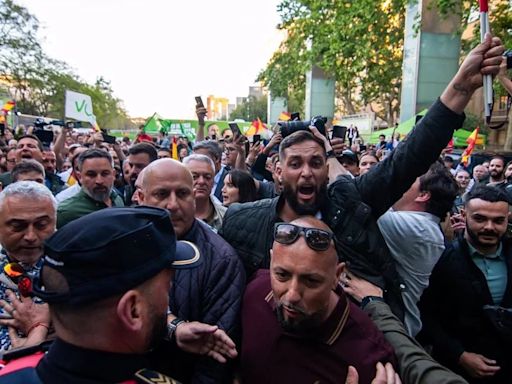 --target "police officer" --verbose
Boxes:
[0,206,201,383]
